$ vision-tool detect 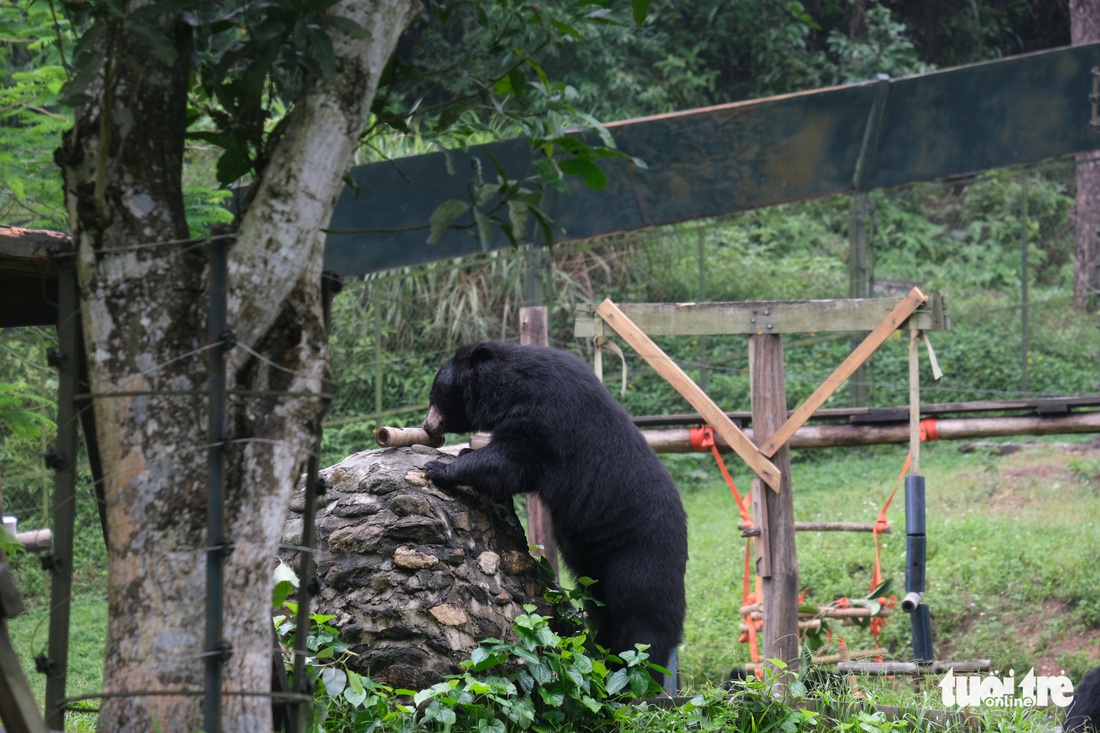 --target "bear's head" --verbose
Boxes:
[422,342,497,437]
